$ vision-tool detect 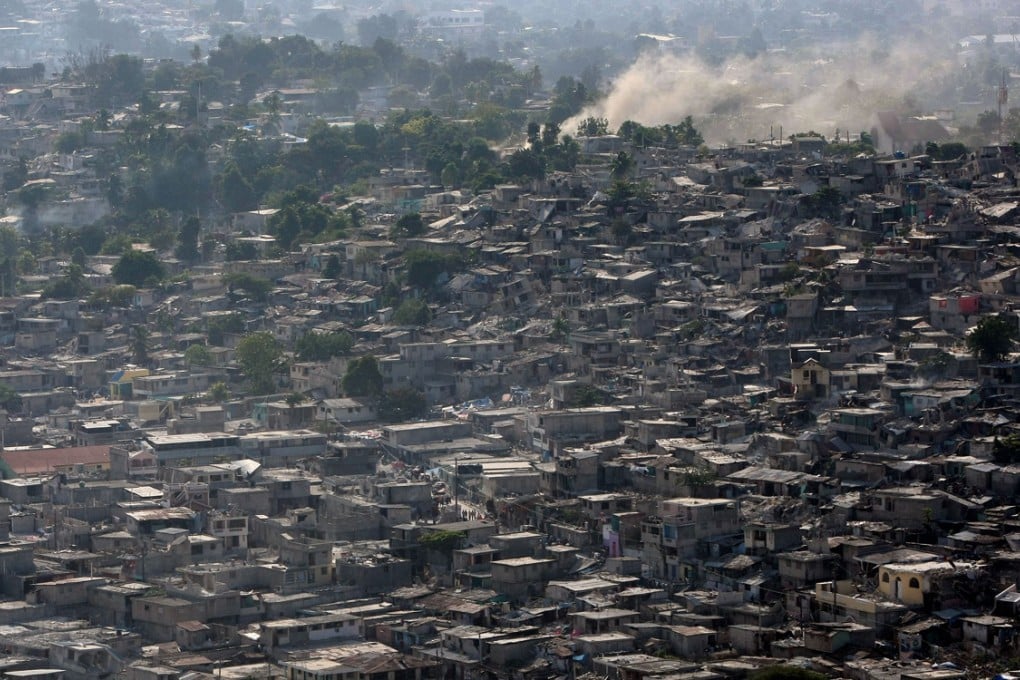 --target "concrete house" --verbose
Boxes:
[490,557,558,602]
